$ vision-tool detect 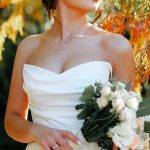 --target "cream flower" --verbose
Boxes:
[96,97,108,109]
[108,122,136,149]
[126,97,139,111]
[119,107,136,123]
[112,98,125,112]
[100,87,111,96]
[129,91,142,103]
